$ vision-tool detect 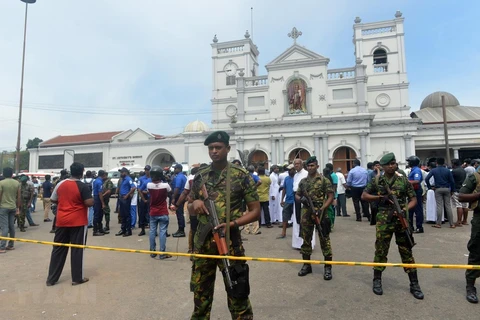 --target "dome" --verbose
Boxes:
[184,120,209,133]
[420,91,460,110]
